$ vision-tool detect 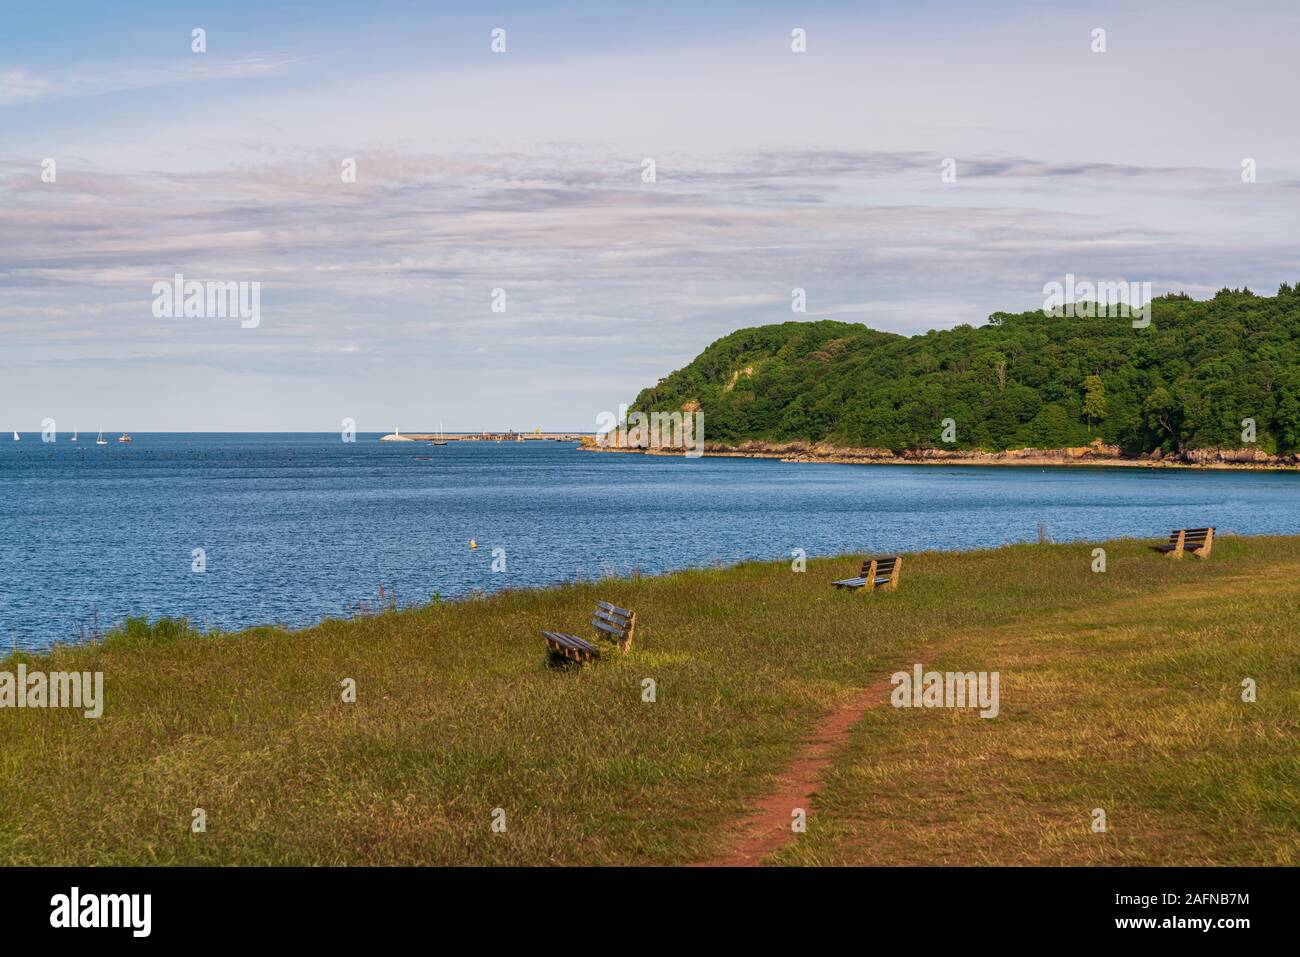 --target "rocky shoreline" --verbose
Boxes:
[579,437,1300,471]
